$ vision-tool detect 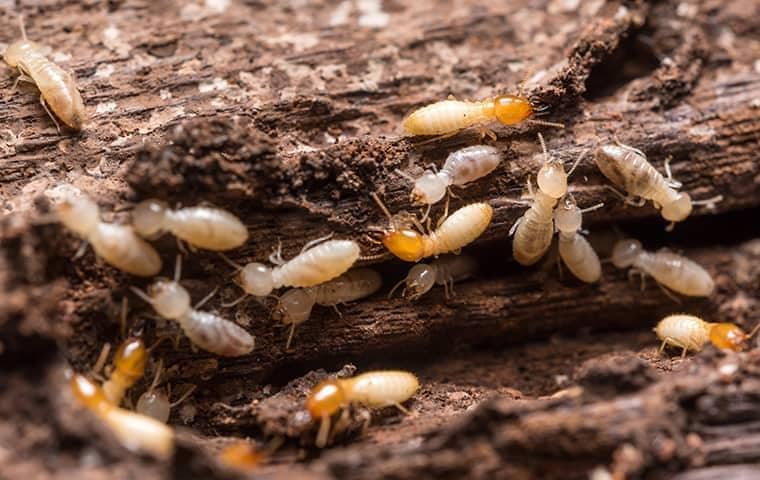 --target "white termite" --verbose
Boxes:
[594,141,722,230]
[389,254,477,300]
[131,256,255,357]
[611,239,715,297]
[3,16,86,131]
[274,268,383,349]
[553,195,604,283]
[56,190,162,277]
[132,199,248,251]
[135,360,196,423]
